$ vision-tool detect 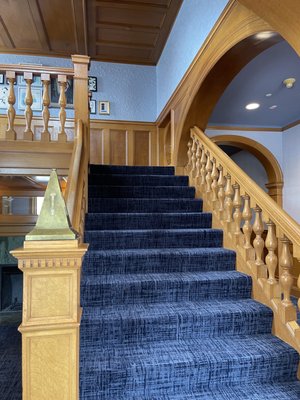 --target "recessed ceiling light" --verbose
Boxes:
[245,103,260,110]
[269,105,278,110]
[265,93,272,97]
[255,31,275,40]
